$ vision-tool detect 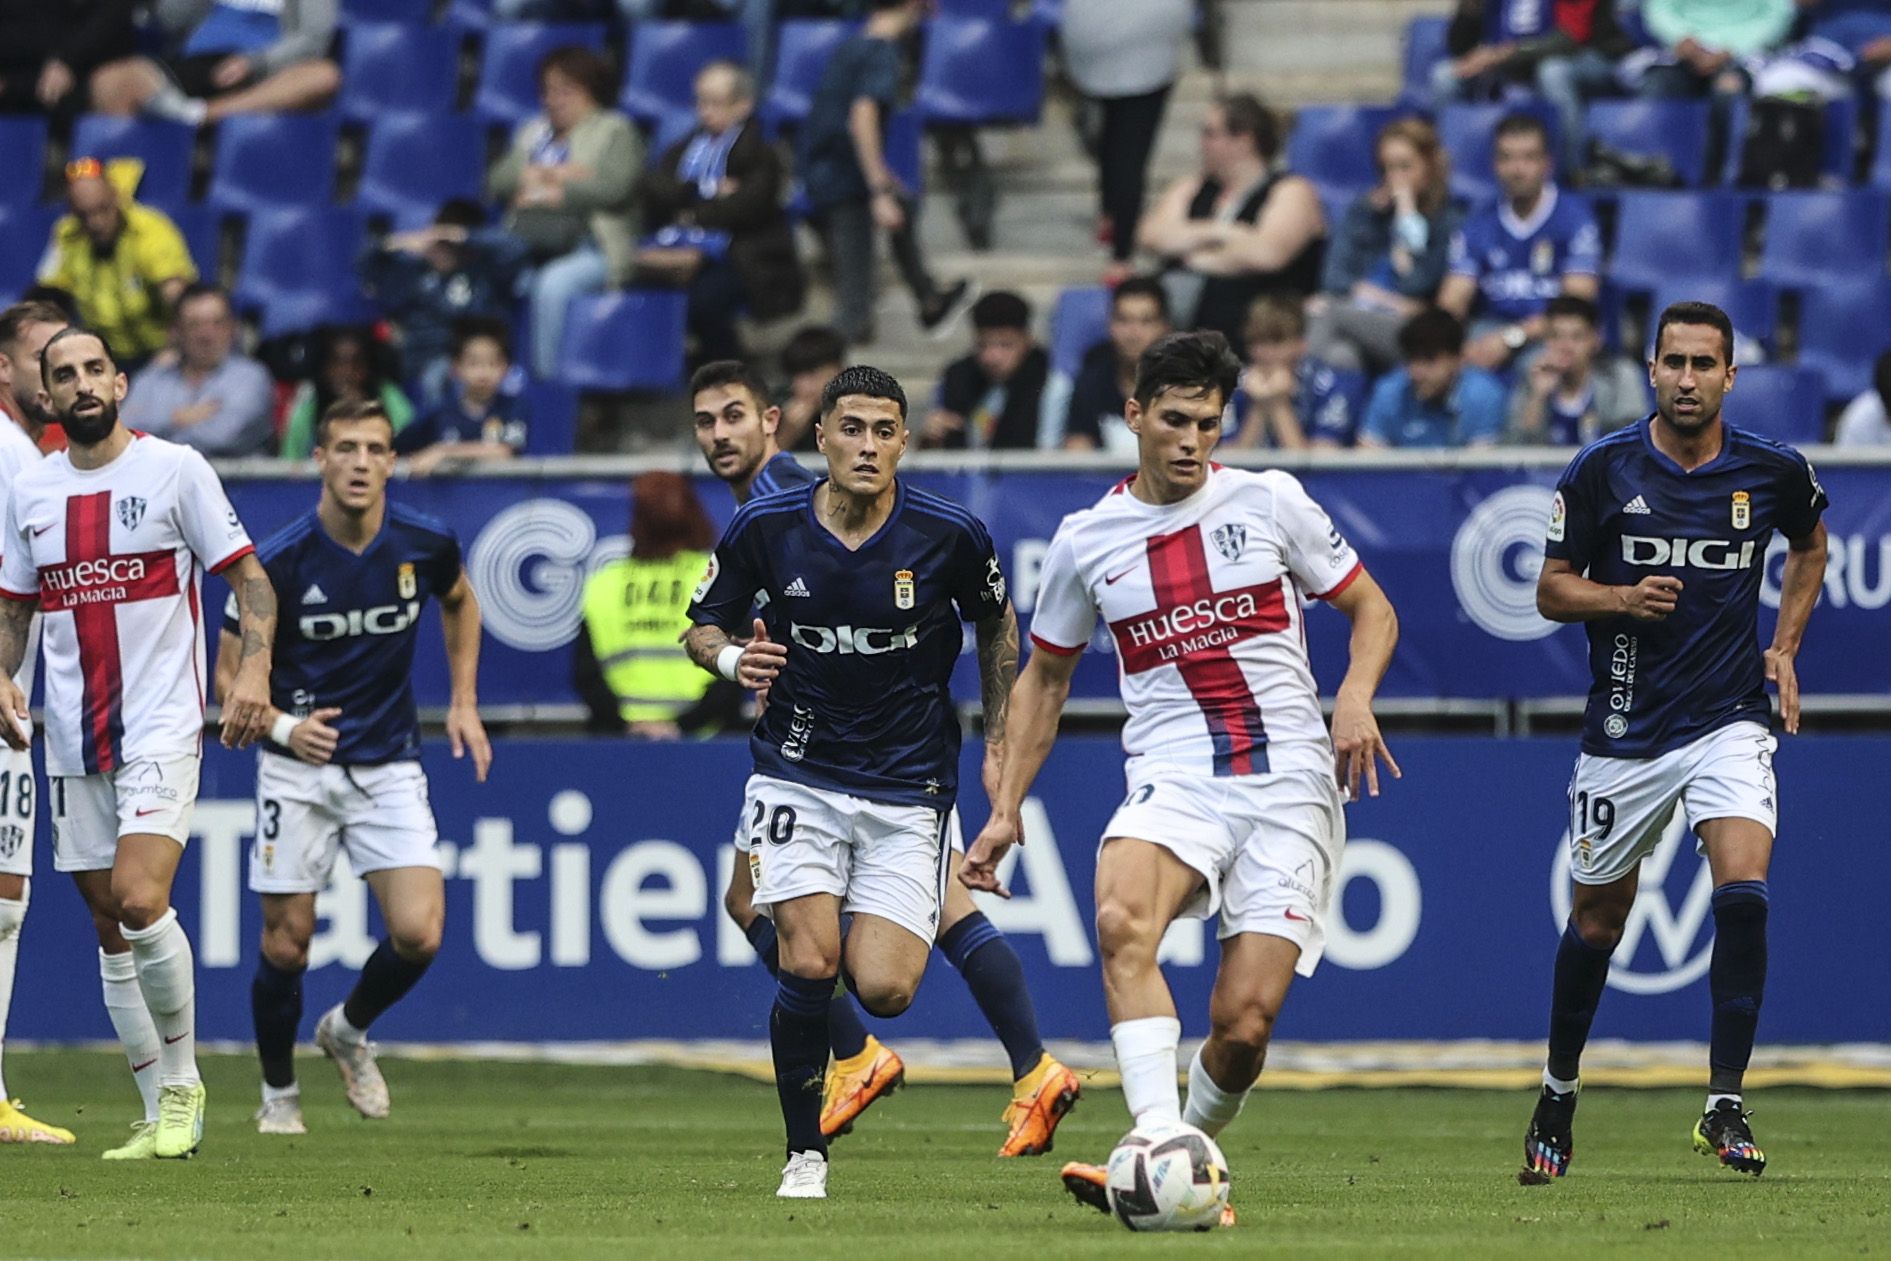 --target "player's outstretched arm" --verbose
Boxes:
[962,644,1081,898]
[1537,557,1682,623]
[221,553,278,749]
[1765,521,1827,736]
[0,596,32,751]
[973,602,1019,802]
[684,618,787,691]
[1327,569,1402,800]
[439,569,493,781]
